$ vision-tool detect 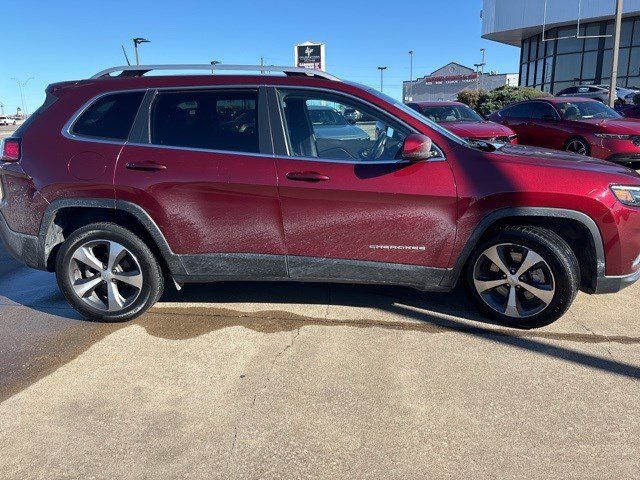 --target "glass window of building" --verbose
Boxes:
[556,26,583,54]
[554,53,582,82]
